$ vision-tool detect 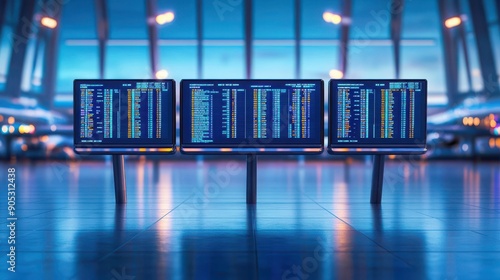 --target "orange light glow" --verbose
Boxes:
[445,16,462,28]
[21,144,28,152]
[329,69,344,79]
[7,117,15,124]
[463,117,471,126]
[489,138,495,148]
[156,12,175,25]
[323,12,342,24]
[41,17,58,29]
[473,117,480,126]
[491,119,497,128]
[155,69,169,79]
